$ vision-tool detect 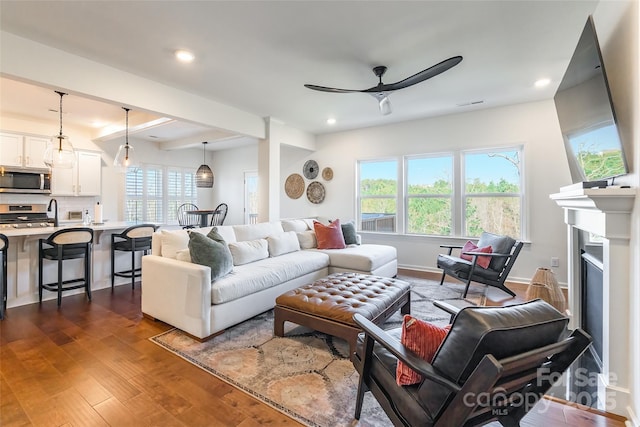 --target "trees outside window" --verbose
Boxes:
[357,146,523,239]
[358,160,397,233]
